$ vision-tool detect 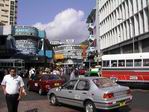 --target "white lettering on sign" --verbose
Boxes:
[16,39,37,55]
[130,76,138,80]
